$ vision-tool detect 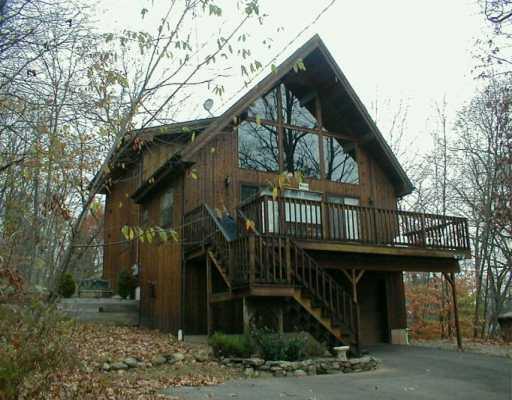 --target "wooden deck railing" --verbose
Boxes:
[238,195,470,253]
